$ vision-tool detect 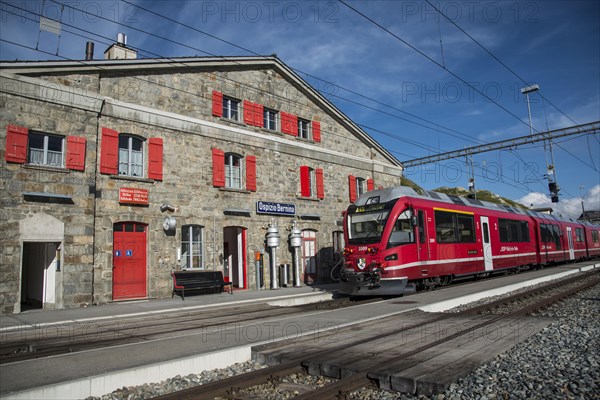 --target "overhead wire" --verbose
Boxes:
[1,0,475,154]
[337,0,537,133]
[423,0,579,127]
[2,0,595,209]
